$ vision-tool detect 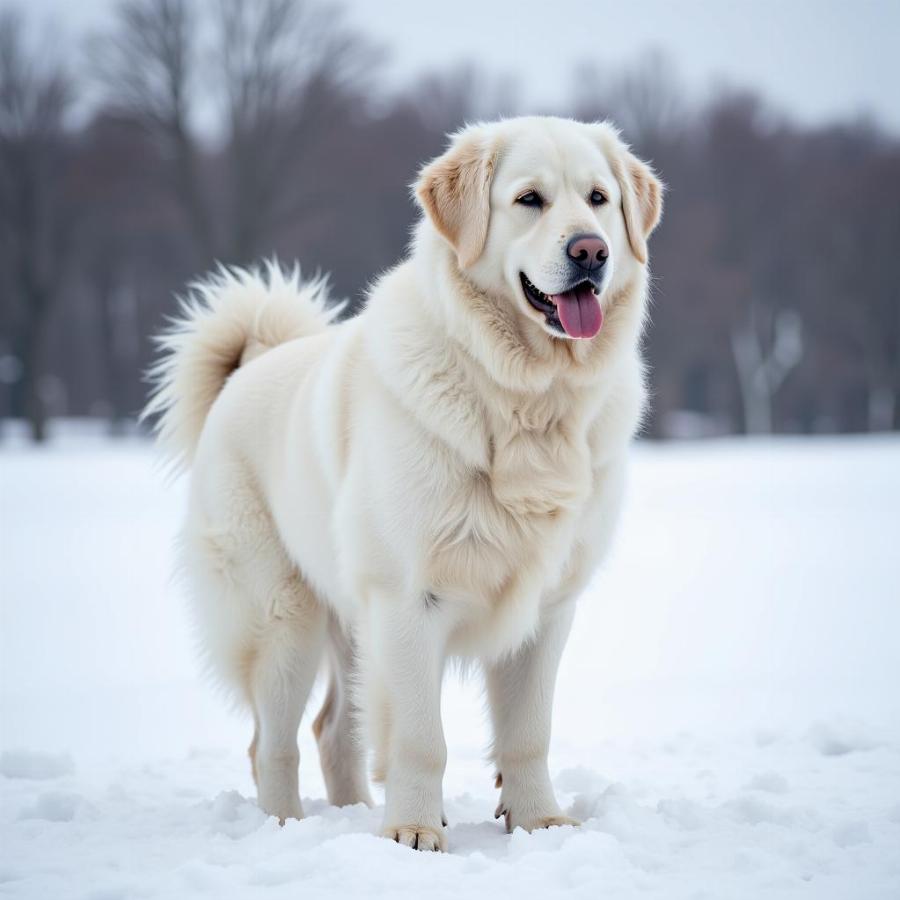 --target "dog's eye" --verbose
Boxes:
[516,190,544,209]
[589,189,607,207]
